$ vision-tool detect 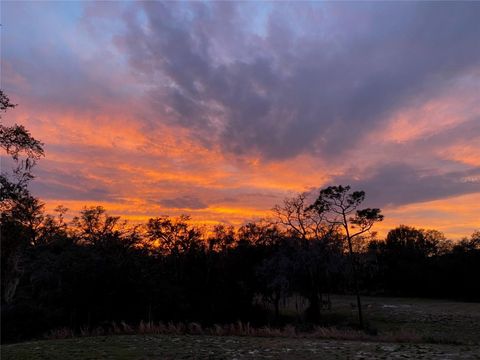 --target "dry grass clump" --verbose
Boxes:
[44,321,424,344]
